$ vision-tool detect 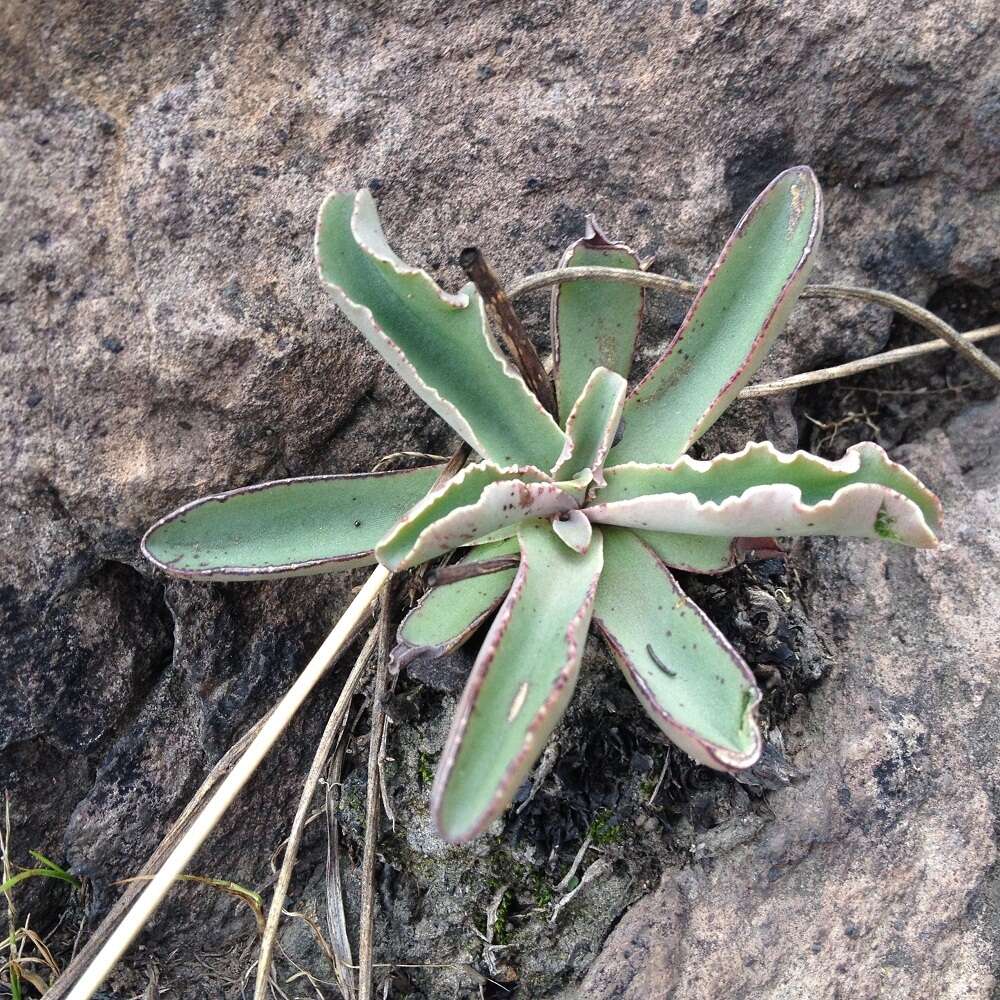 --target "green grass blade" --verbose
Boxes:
[142,465,443,581]
[609,167,823,465]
